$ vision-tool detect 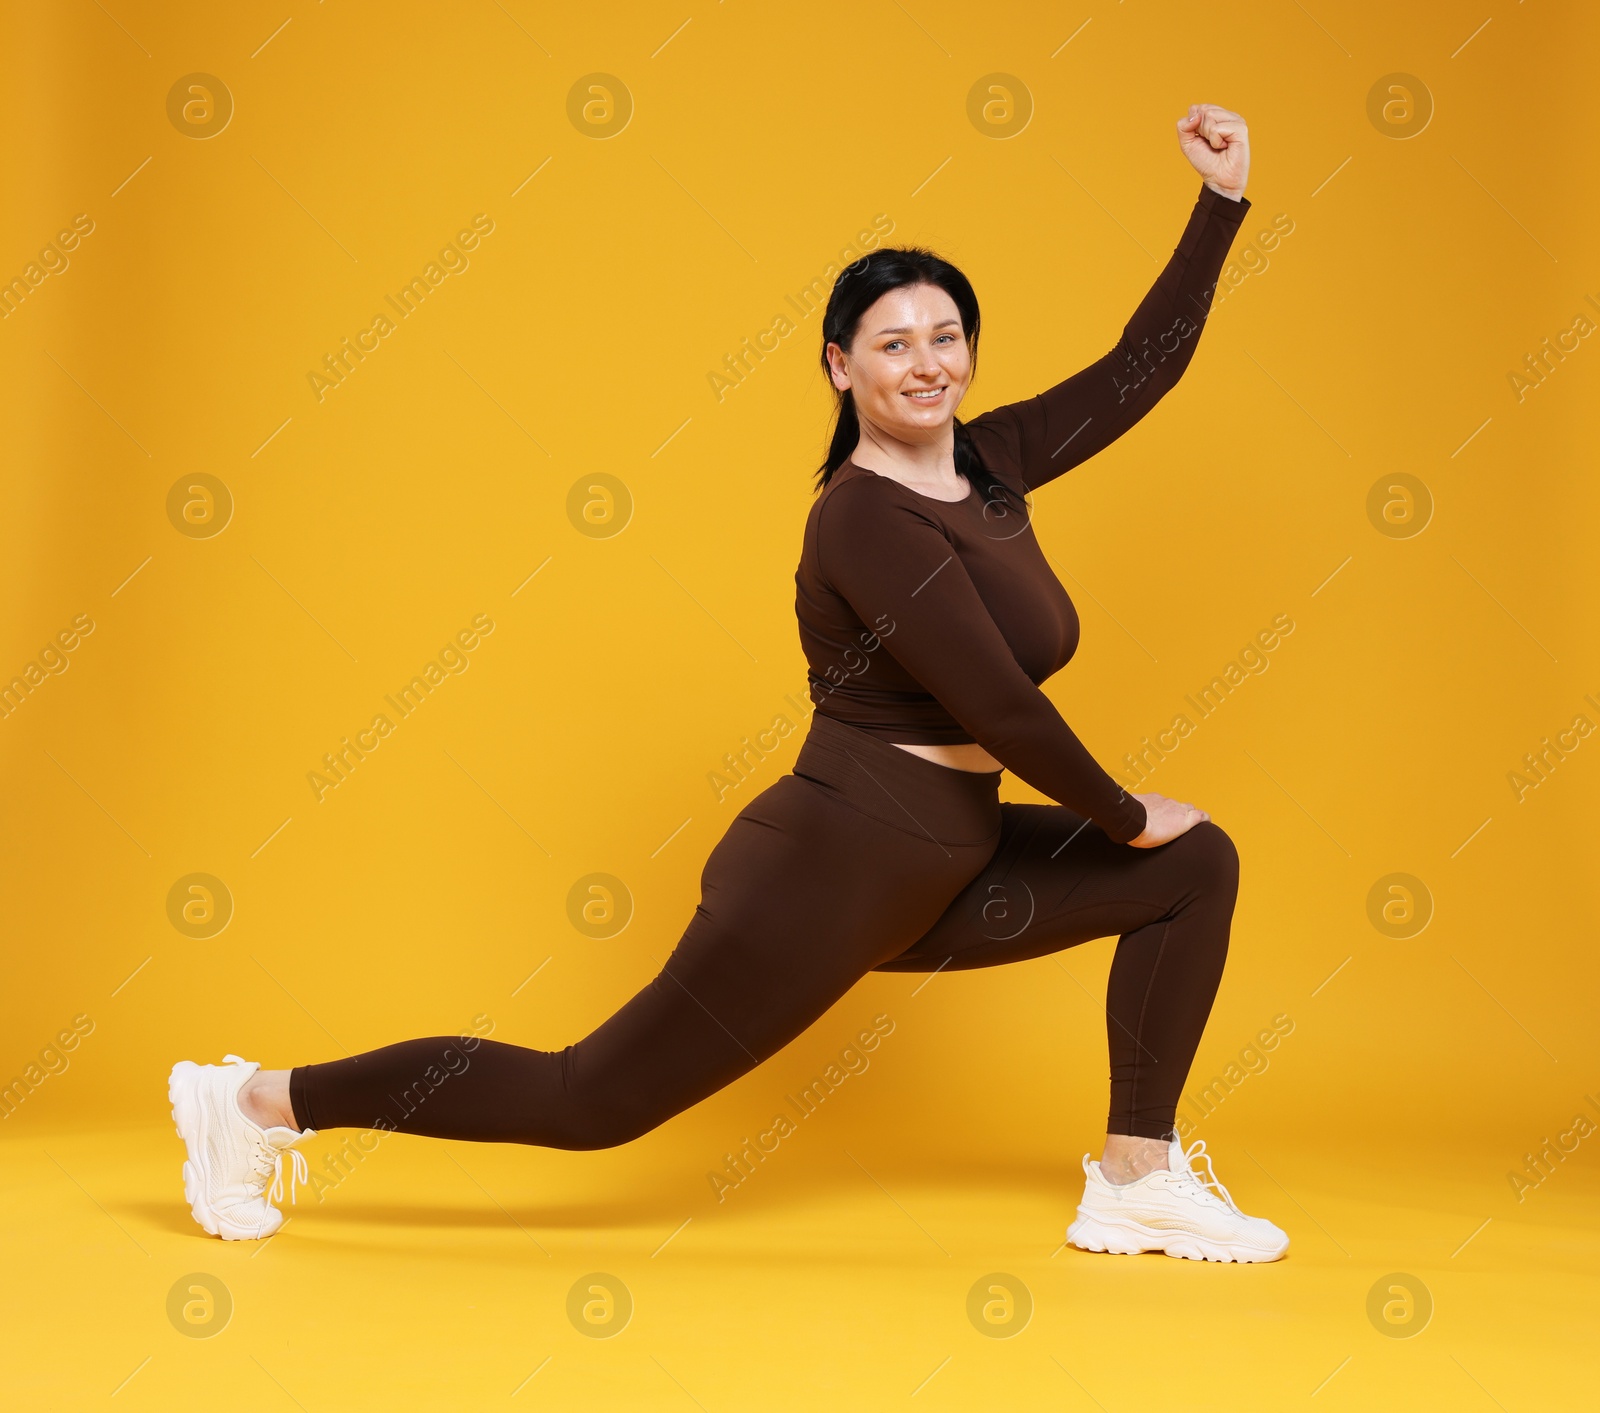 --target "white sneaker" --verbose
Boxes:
[1066,1134,1289,1263]
[168,1053,314,1241]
